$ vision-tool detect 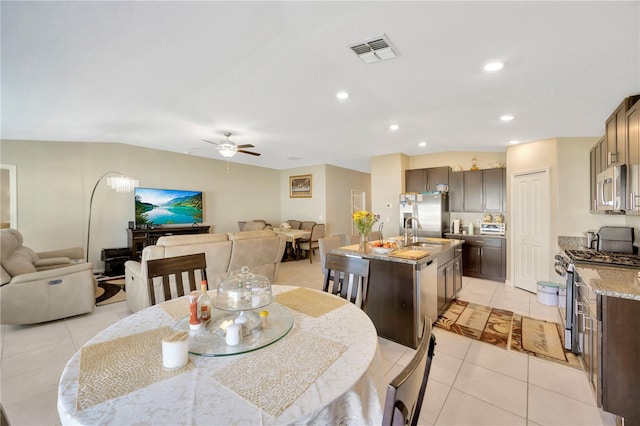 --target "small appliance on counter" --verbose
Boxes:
[480,222,505,236]
[584,230,598,249]
[595,226,634,254]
